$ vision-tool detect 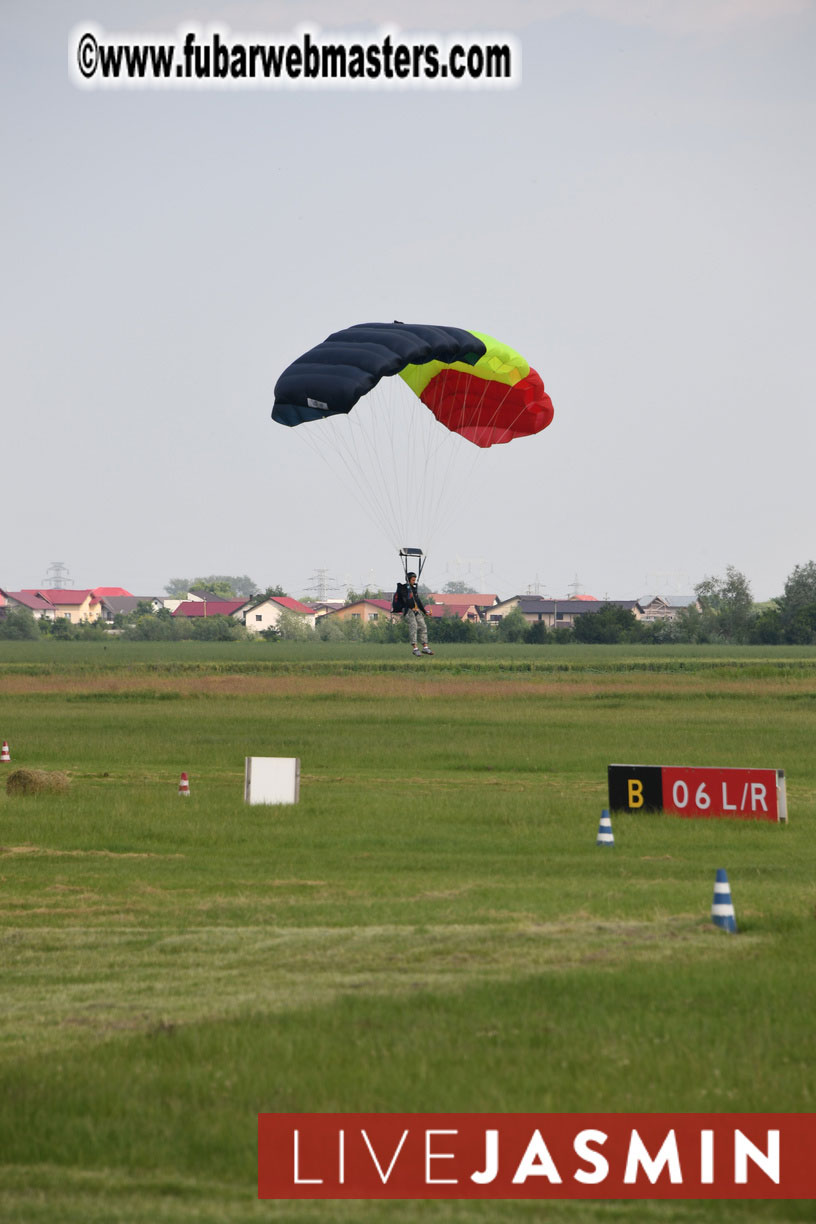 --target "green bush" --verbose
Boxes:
[124,614,182,641]
[0,609,40,640]
[271,610,314,642]
[573,603,639,644]
[750,608,784,645]
[41,616,76,639]
[525,620,549,644]
[497,606,528,643]
[188,616,248,642]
